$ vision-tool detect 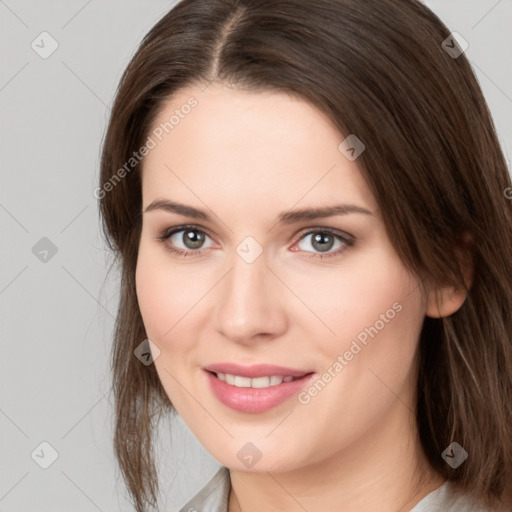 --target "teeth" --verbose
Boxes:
[235,375,252,387]
[216,372,296,388]
[252,376,271,388]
